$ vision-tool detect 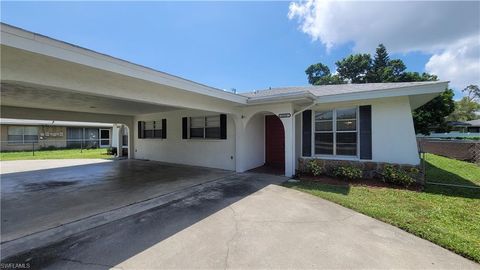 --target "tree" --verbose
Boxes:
[380,59,406,82]
[463,84,480,102]
[335,54,372,83]
[305,63,345,85]
[367,44,390,82]
[447,97,480,122]
[305,43,454,134]
[305,63,331,85]
[372,44,390,71]
[447,85,480,122]
[412,89,455,135]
